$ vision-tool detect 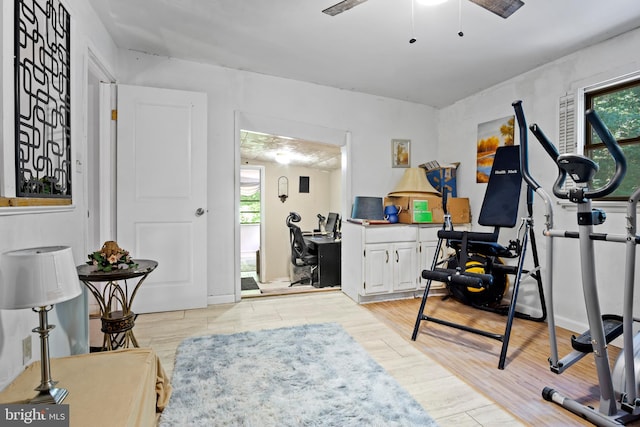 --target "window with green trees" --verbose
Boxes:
[585,79,640,200]
[240,191,261,224]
